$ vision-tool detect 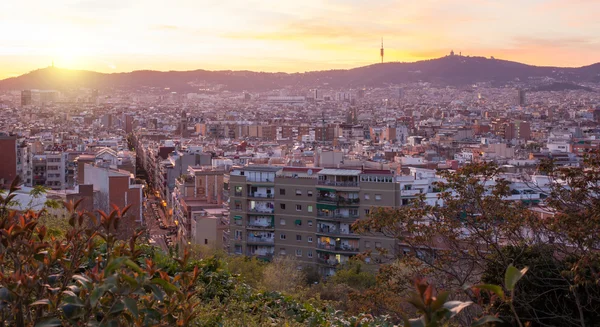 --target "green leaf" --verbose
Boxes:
[443,301,473,318]
[31,299,52,306]
[72,274,92,286]
[473,284,505,299]
[104,257,128,275]
[505,265,528,291]
[430,291,450,312]
[146,284,164,302]
[34,318,63,327]
[472,316,503,326]
[407,317,426,327]
[124,298,139,318]
[109,300,125,314]
[124,259,143,274]
[151,277,178,294]
[90,287,103,307]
